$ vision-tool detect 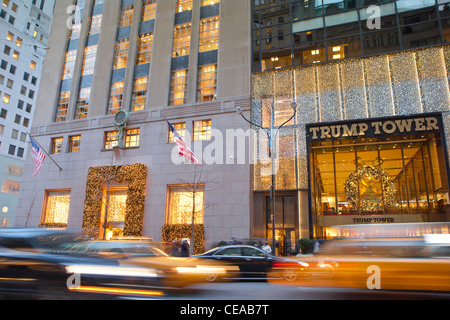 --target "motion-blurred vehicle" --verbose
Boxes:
[52,239,234,289]
[277,236,450,292]
[193,245,310,282]
[0,229,231,299]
